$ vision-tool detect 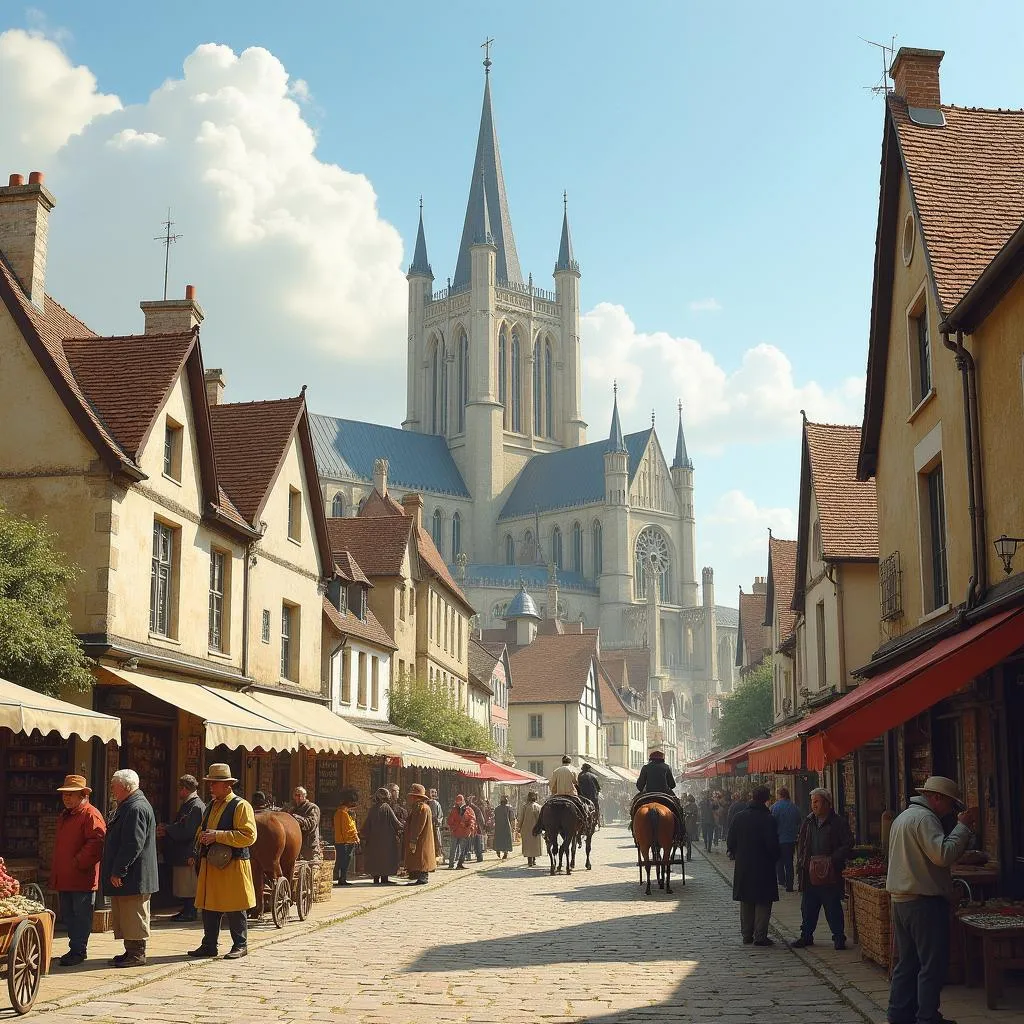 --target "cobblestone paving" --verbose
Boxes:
[41,827,867,1024]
